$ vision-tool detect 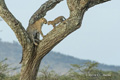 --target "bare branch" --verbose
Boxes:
[0,0,29,47]
[86,0,111,9]
[29,0,63,25]
[67,0,110,17]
